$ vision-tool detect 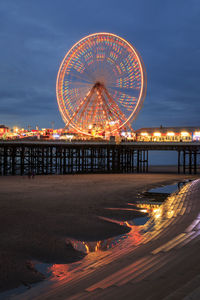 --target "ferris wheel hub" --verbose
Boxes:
[93,81,104,88]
